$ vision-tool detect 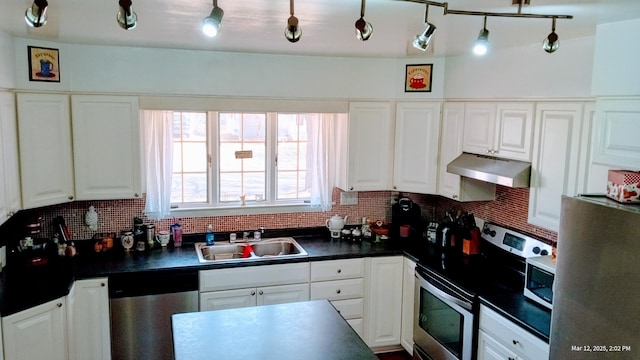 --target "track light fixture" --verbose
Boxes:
[355,0,373,41]
[473,16,490,55]
[117,0,137,30]
[285,0,301,43]
[402,0,572,54]
[412,4,436,51]
[202,0,224,37]
[25,0,48,28]
[543,17,559,53]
